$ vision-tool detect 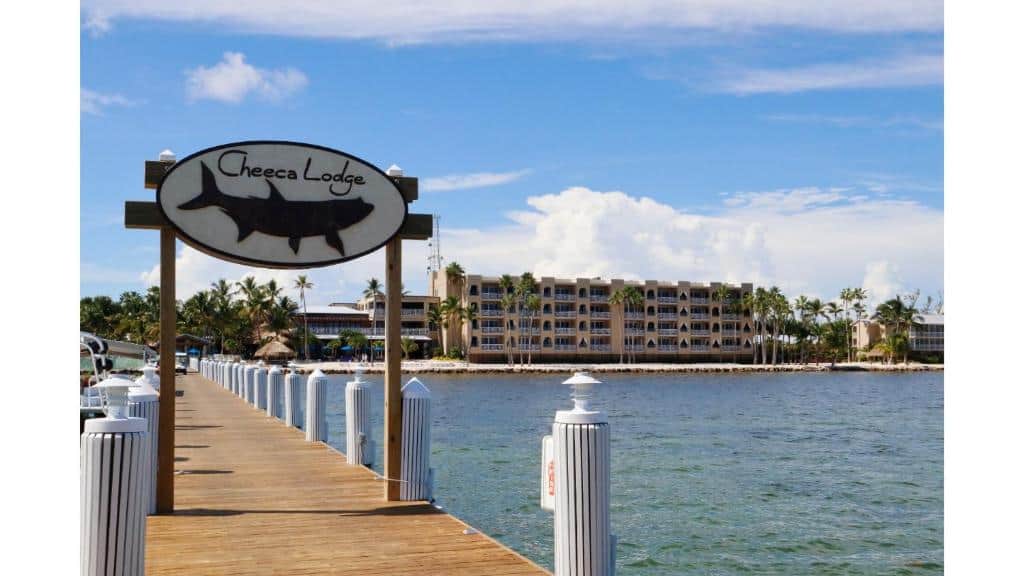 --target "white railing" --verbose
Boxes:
[554,293,575,301]
[590,328,611,335]
[480,344,504,351]
[554,311,576,318]
[480,291,503,300]
[657,346,677,352]
[721,345,740,351]
[402,328,429,336]
[554,345,576,351]
[721,313,738,320]
[555,328,575,335]
[691,329,710,336]
[481,309,504,317]
[401,309,424,317]
[691,313,709,320]
[657,296,677,303]
[590,311,610,319]
[591,345,612,352]
[590,295,608,302]
[691,297,709,304]
[690,344,710,352]
[657,313,676,320]
[481,326,504,333]
[658,329,677,335]
[514,344,542,351]
[625,313,644,319]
